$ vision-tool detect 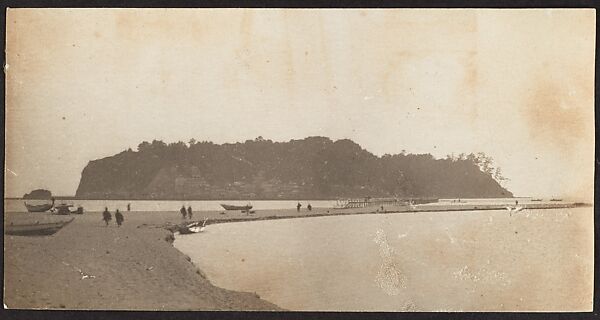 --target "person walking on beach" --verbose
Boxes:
[307,203,312,211]
[297,202,302,212]
[115,209,124,227]
[102,207,112,226]
[187,206,193,220]
[180,205,187,219]
[127,203,131,211]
